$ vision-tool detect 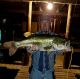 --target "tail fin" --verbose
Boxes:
[9,46,17,56]
[3,41,17,56]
